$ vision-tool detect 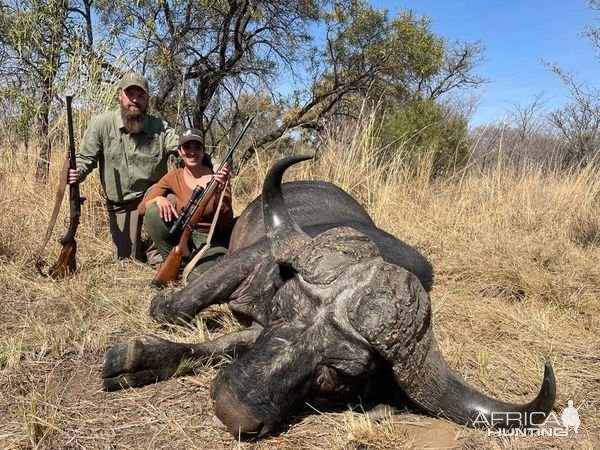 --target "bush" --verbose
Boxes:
[378,98,470,177]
